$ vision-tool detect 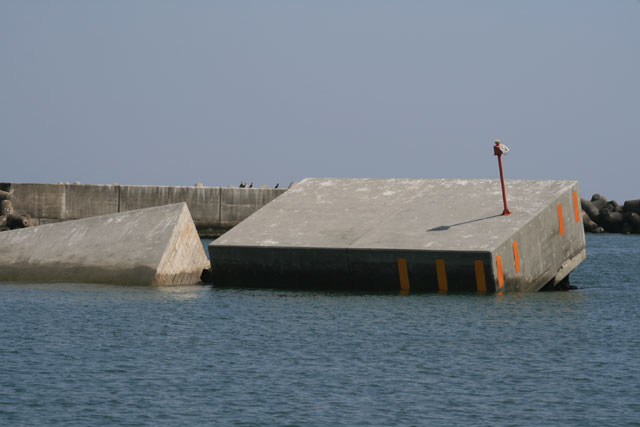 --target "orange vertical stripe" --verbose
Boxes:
[436,259,448,292]
[512,241,521,273]
[496,255,504,289]
[557,204,565,235]
[397,258,410,291]
[474,260,487,292]
[572,191,580,223]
